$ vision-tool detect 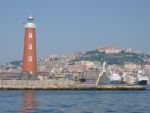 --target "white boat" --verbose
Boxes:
[109,73,121,84]
[137,70,149,85]
[138,76,148,85]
